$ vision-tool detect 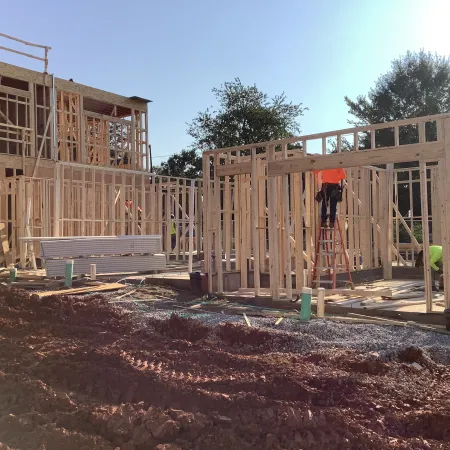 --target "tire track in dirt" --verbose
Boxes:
[0,287,449,449]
